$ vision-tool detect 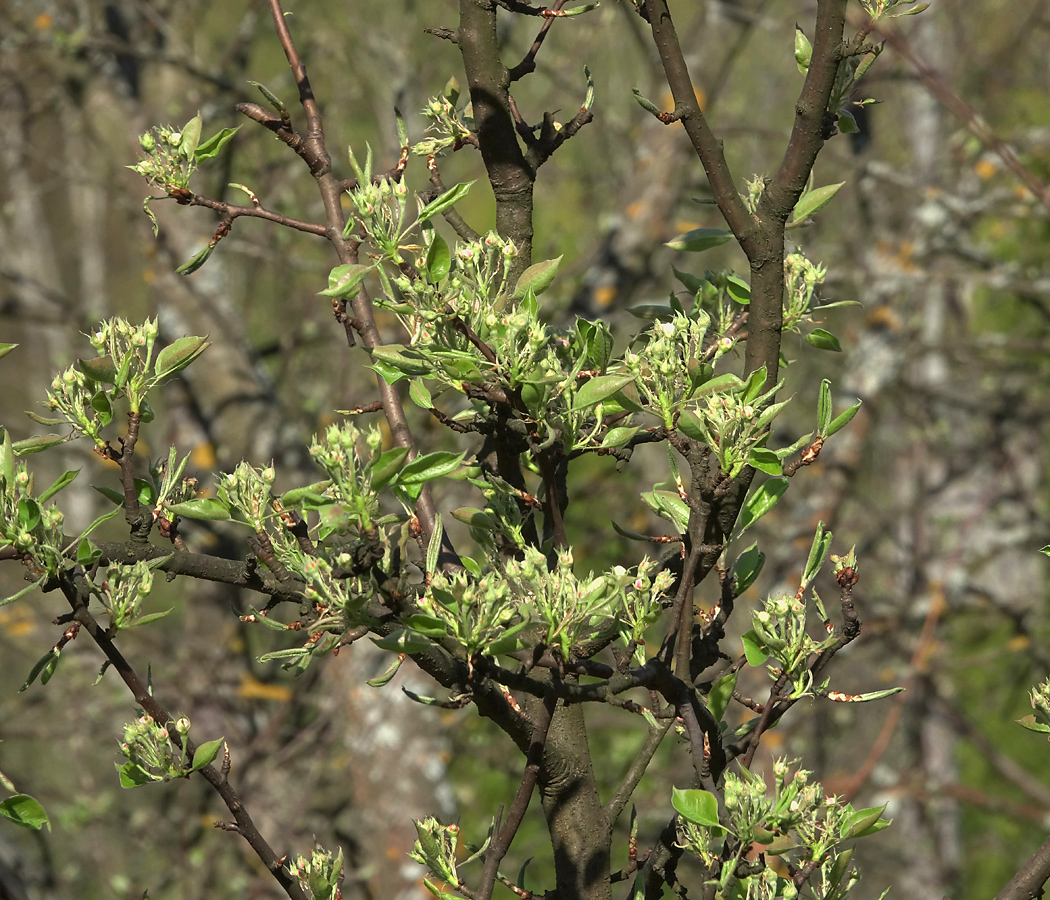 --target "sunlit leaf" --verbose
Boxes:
[665,228,733,253]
